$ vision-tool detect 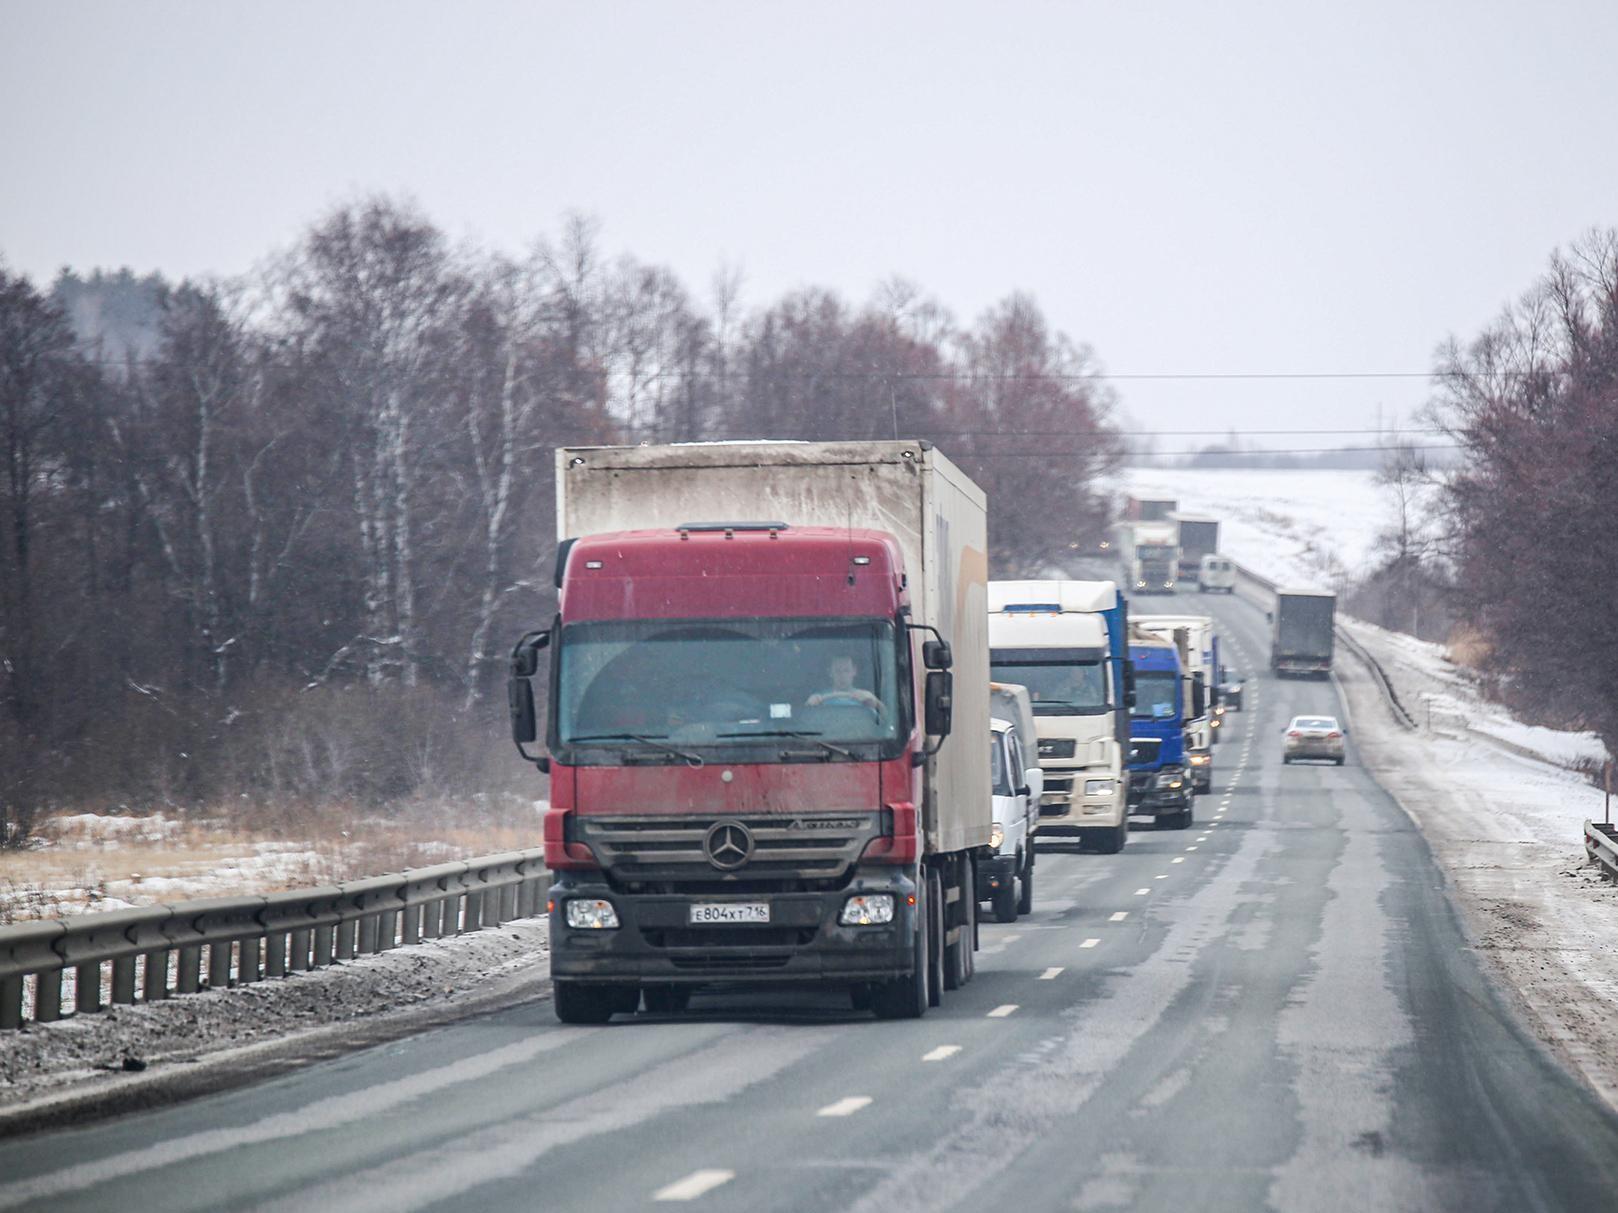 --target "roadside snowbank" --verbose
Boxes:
[0,917,551,1133]
[1334,626,1618,1109]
